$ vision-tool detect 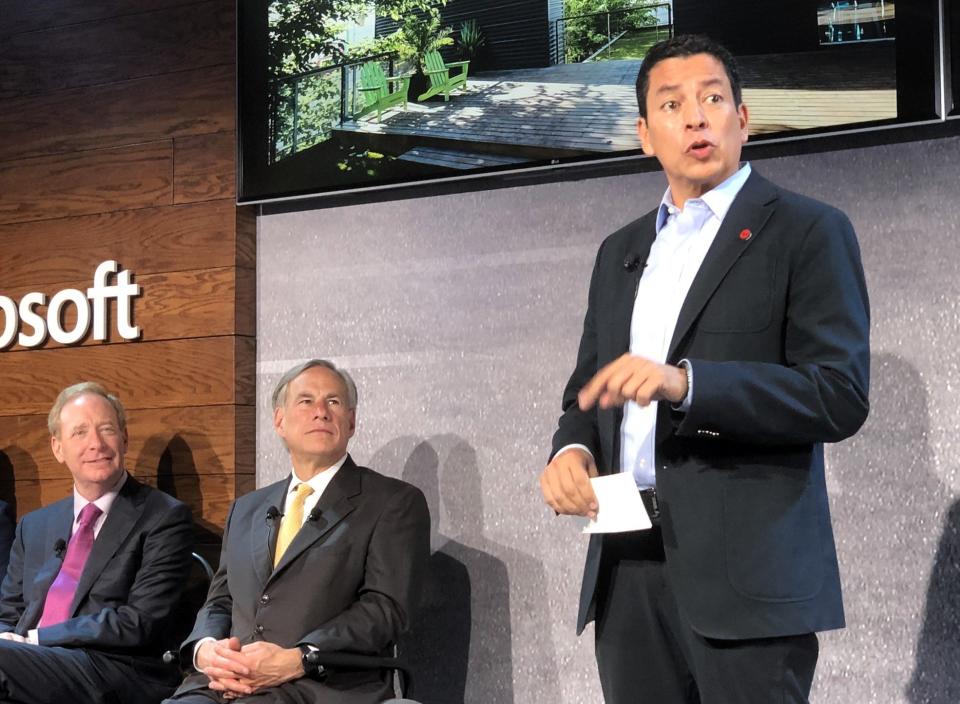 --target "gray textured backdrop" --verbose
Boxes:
[256,135,960,703]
